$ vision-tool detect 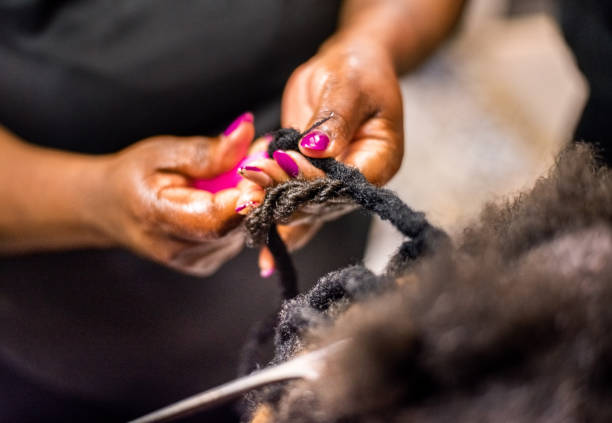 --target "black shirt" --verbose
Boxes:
[559,0,612,163]
[0,2,375,423]
[0,0,340,151]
